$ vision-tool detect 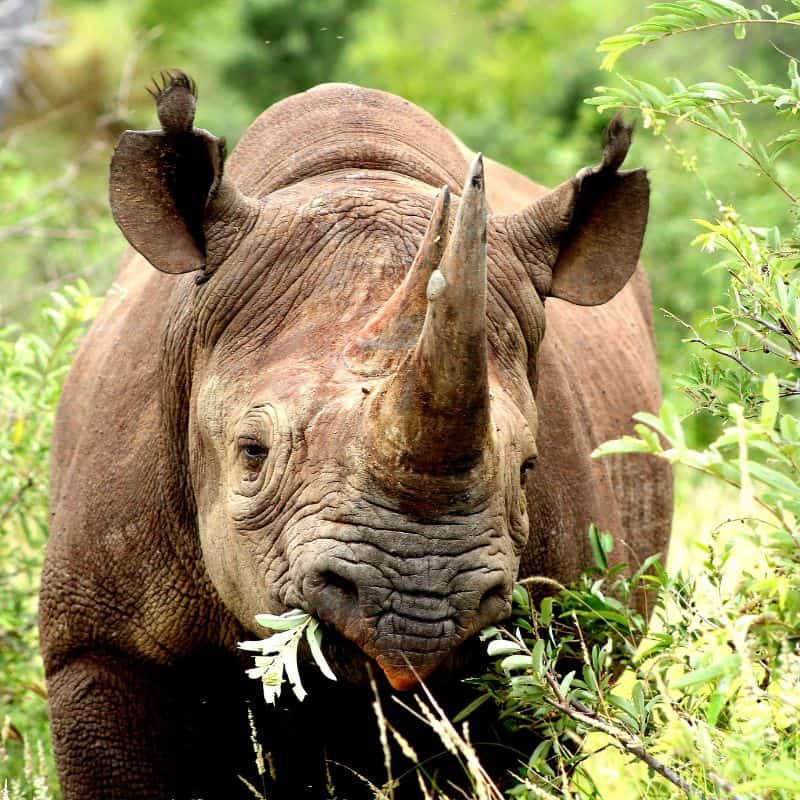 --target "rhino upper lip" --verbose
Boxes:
[293,618,486,691]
